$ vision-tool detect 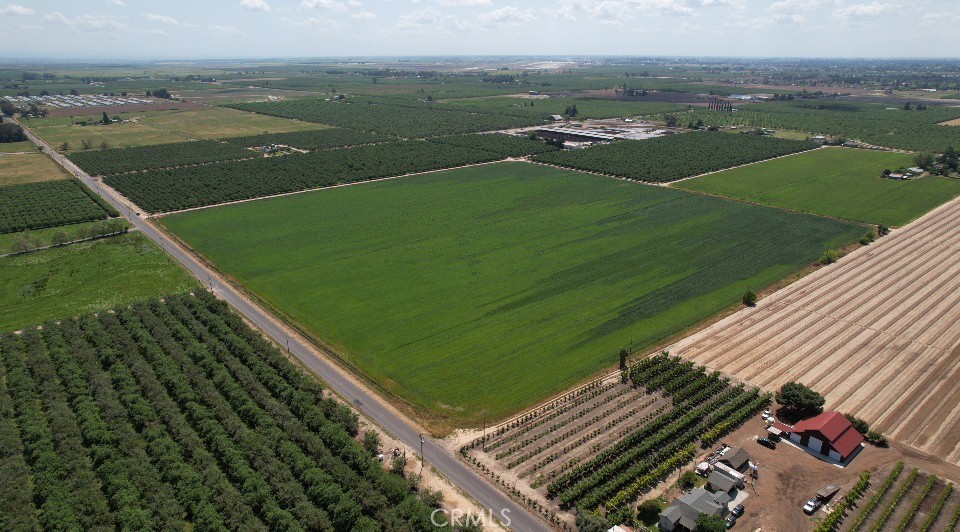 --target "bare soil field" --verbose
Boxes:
[668,194,960,466]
